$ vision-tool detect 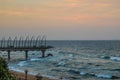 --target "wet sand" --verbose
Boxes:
[10,70,57,80]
